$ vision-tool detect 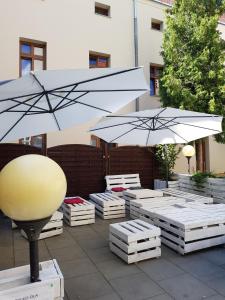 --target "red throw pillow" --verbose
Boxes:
[111,187,127,192]
[64,197,84,204]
